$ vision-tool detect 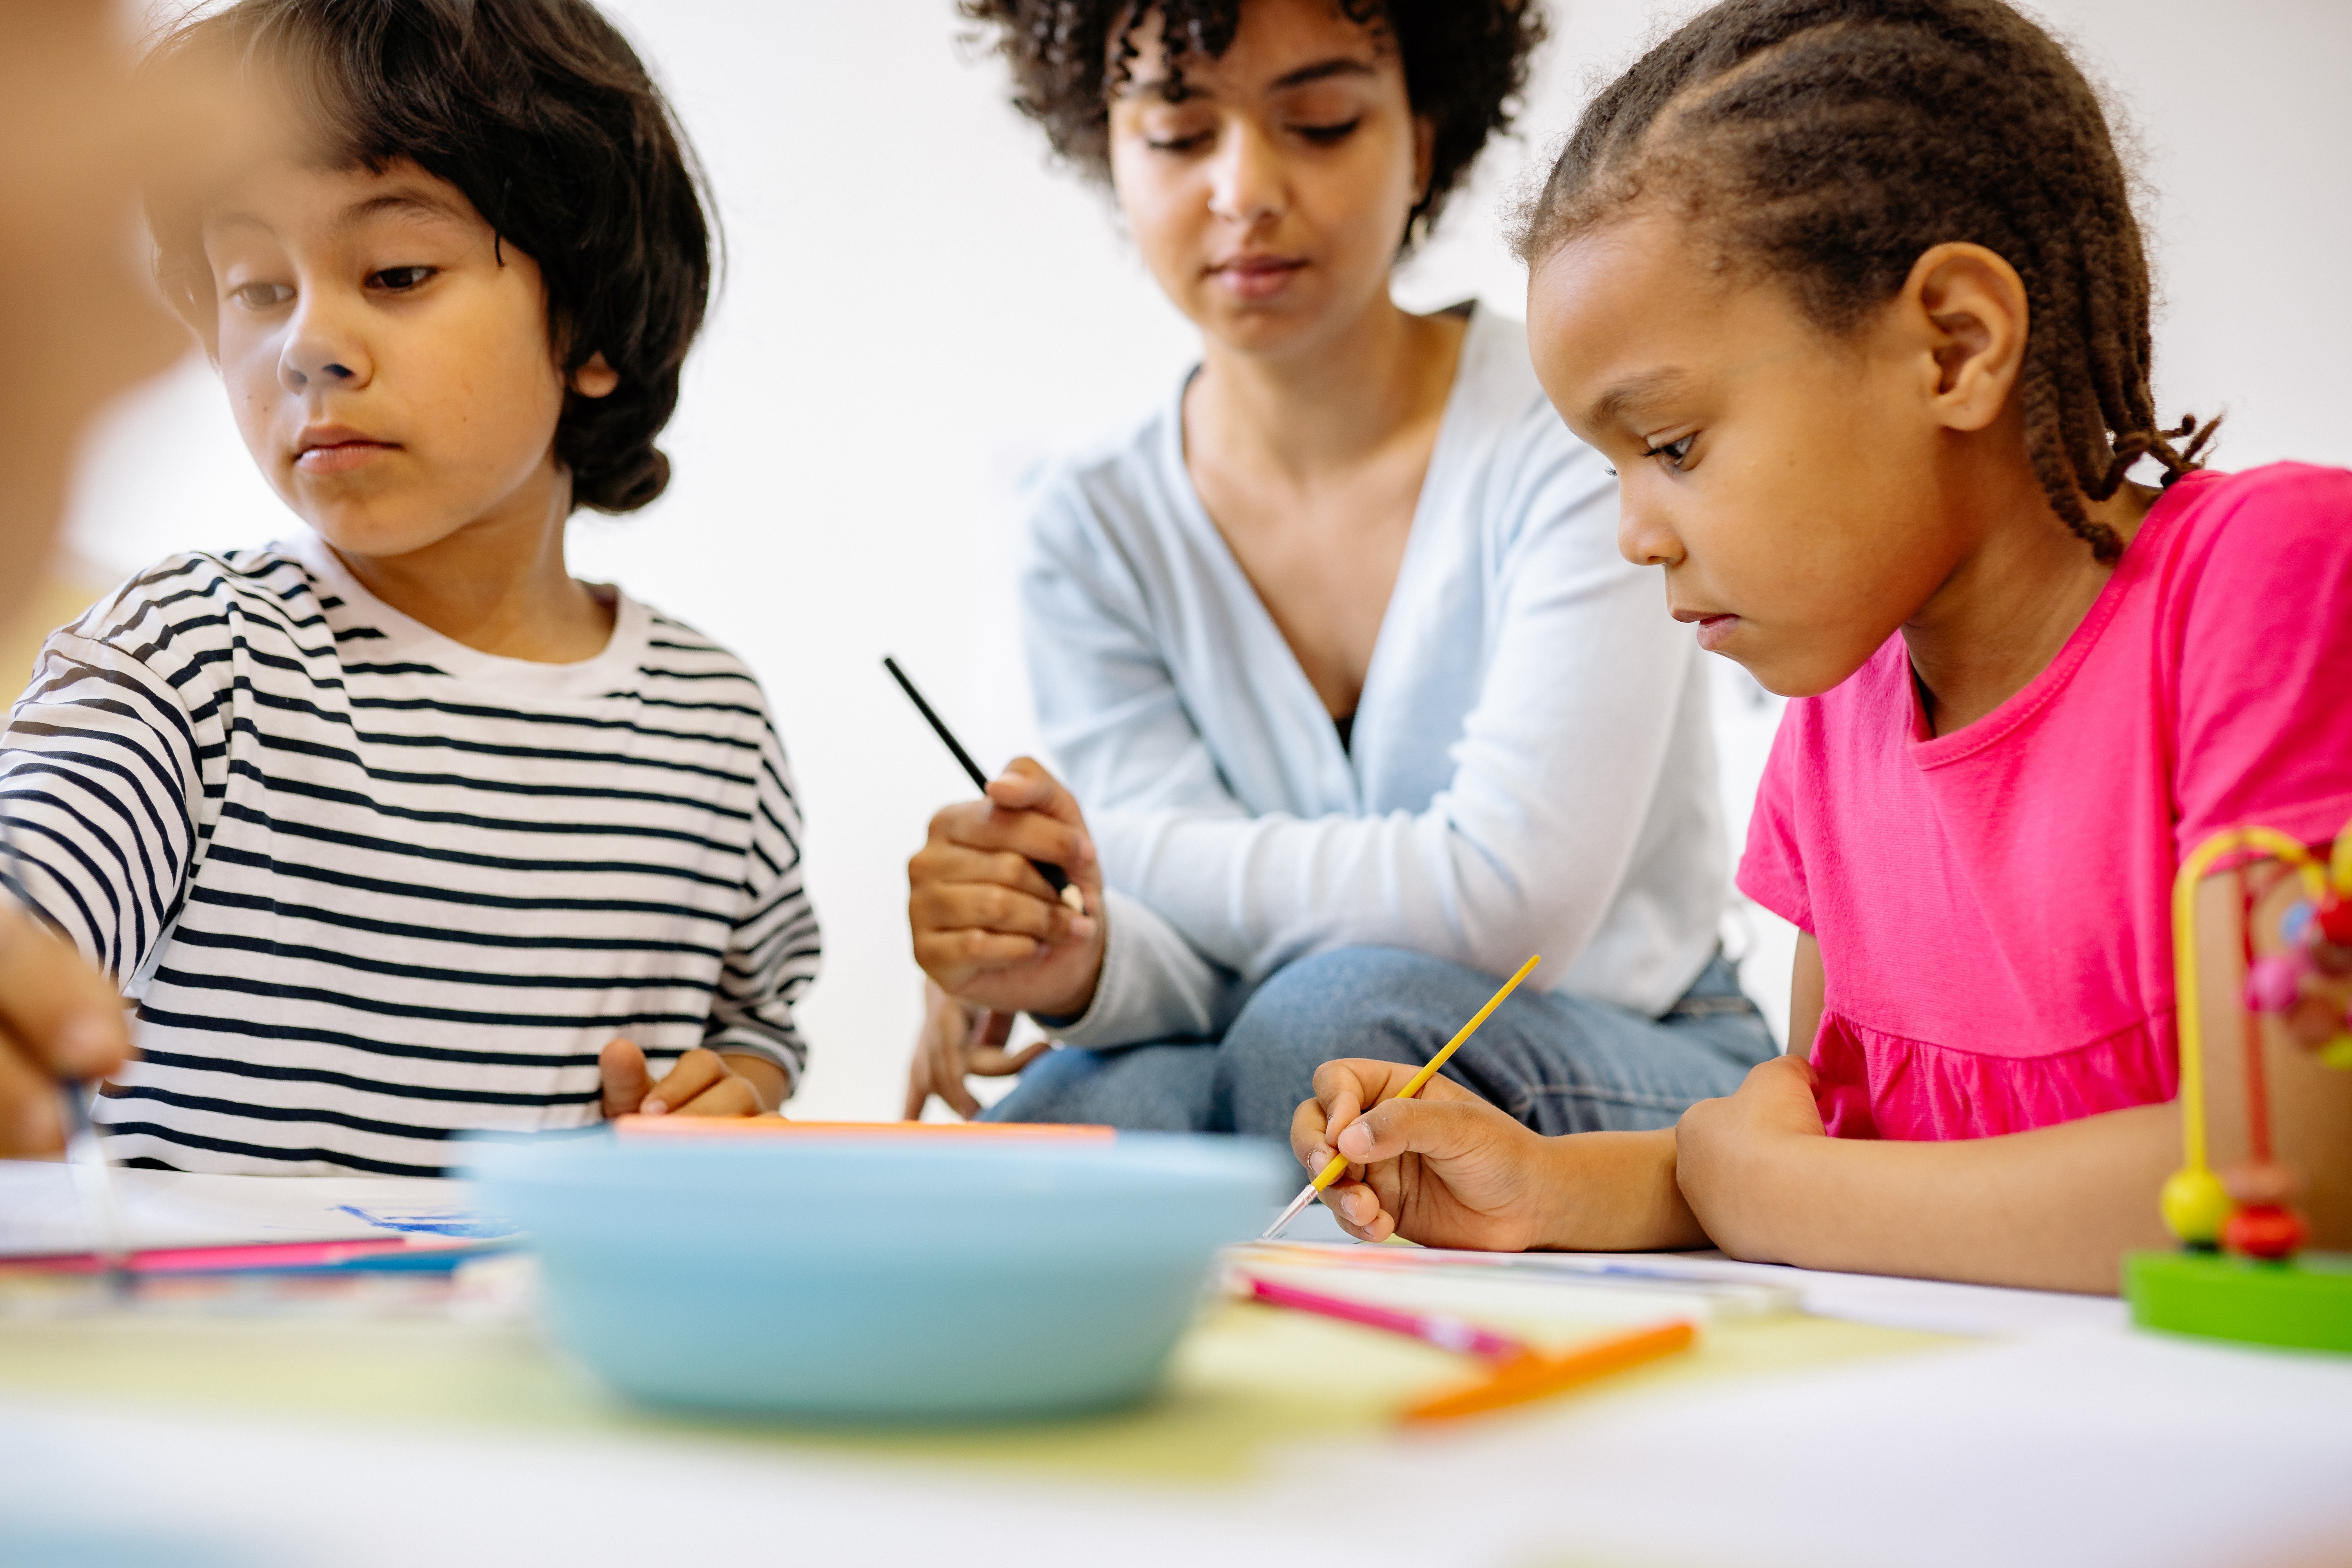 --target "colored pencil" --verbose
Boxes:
[883,655,1083,913]
[1236,1272,1528,1360]
[1259,953,1541,1241]
[1404,1319,1696,1423]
